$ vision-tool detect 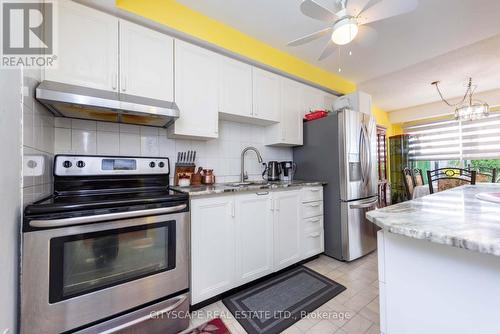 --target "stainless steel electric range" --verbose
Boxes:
[21,155,190,334]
